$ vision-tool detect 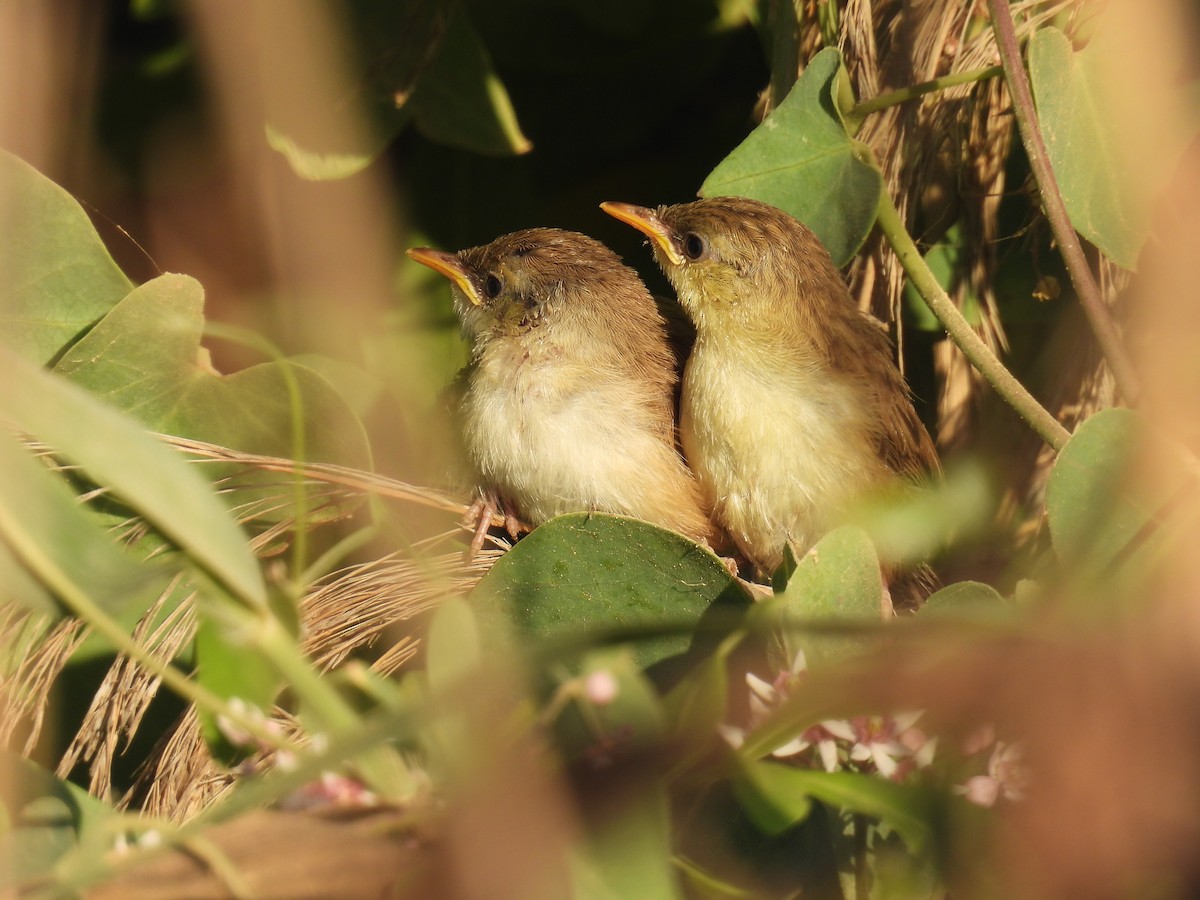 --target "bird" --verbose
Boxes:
[407,228,714,557]
[601,197,939,606]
